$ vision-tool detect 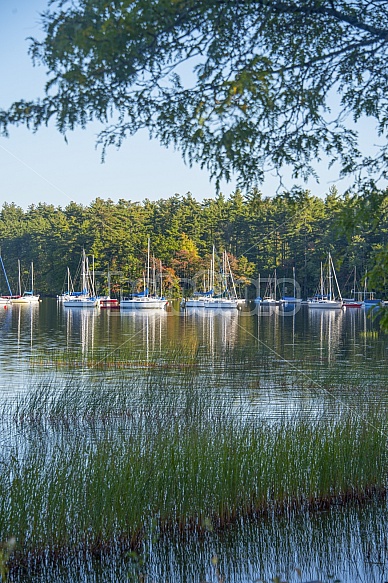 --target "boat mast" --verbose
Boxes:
[92,255,95,295]
[328,253,333,300]
[274,269,277,301]
[84,252,88,295]
[147,238,150,297]
[212,246,215,295]
[330,254,342,301]
[0,255,12,296]
[225,252,237,299]
[18,259,22,296]
[293,266,296,298]
[152,256,156,296]
[222,251,227,297]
